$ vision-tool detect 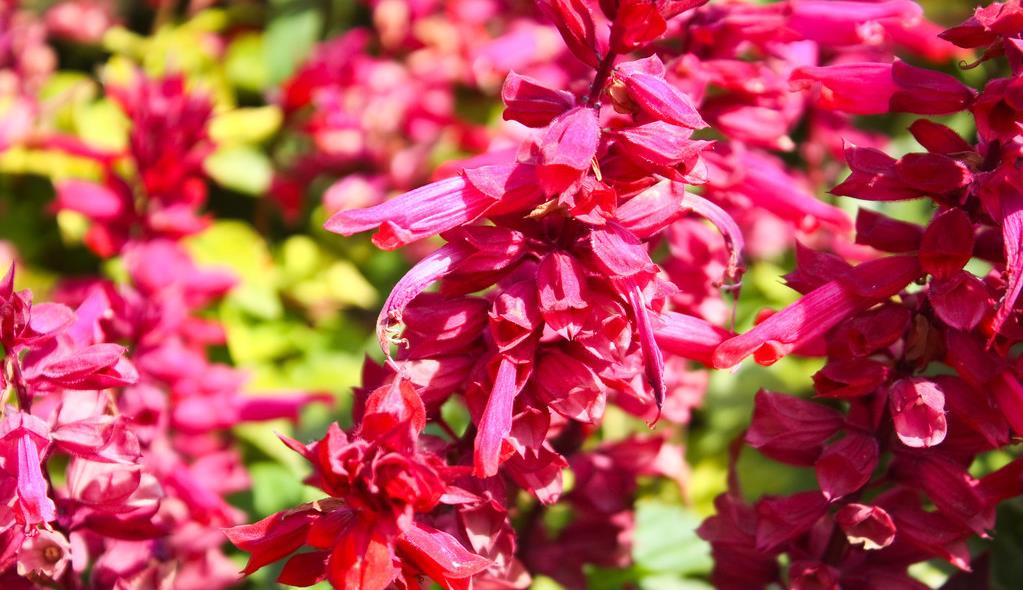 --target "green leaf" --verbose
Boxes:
[226,32,271,92]
[235,421,306,472]
[184,221,283,323]
[633,500,713,576]
[992,499,1023,590]
[204,146,274,196]
[323,260,377,308]
[265,2,323,85]
[249,462,306,516]
[74,99,130,152]
[209,106,283,145]
[185,221,275,284]
[222,308,293,361]
[40,73,98,133]
[639,575,714,590]
[56,211,89,245]
[280,352,364,394]
[585,568,637,590]
[280,235,323,280]
[530,576,567,590]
